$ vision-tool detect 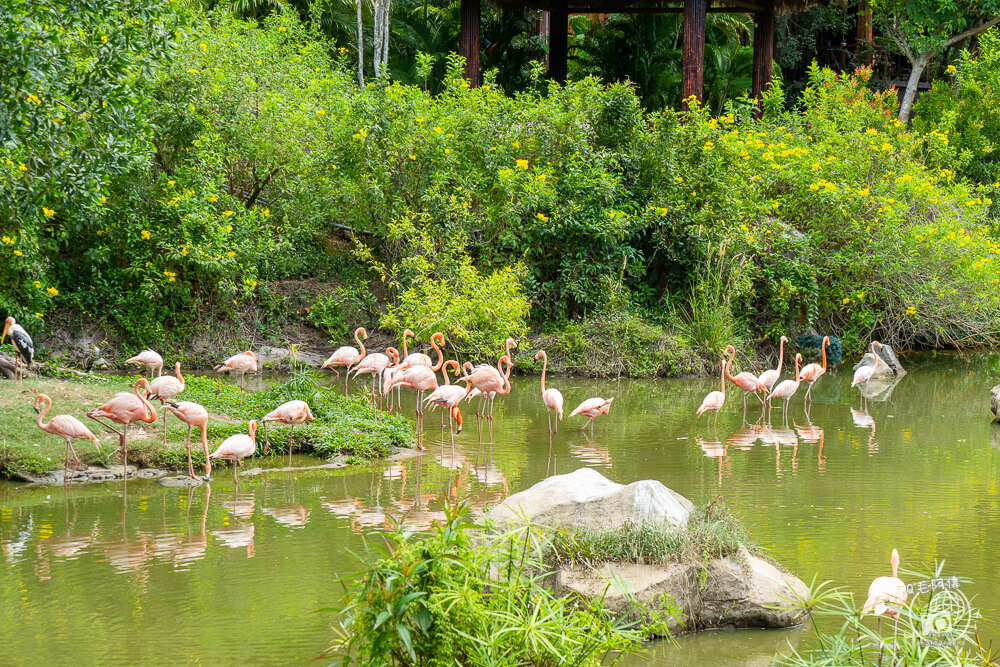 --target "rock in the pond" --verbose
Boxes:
[991,385,1000,423]
[550,547,810,635]
[853,344,905,377]
[159,475,205,487]
[486,467,693,530]
[137,468,167,479]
